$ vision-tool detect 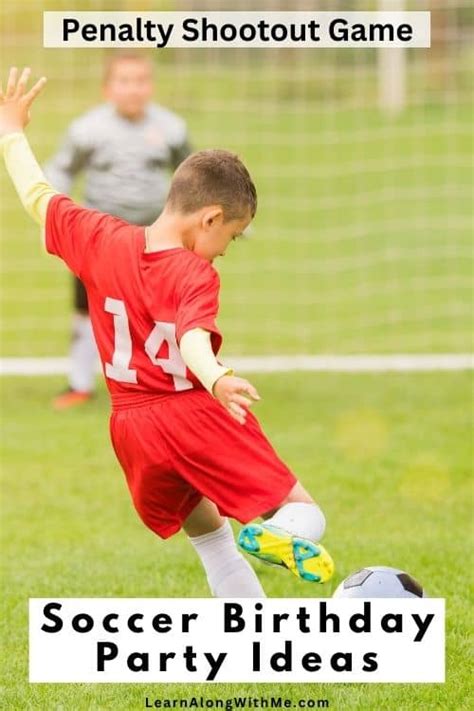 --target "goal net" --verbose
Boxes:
[0,0,472,358]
